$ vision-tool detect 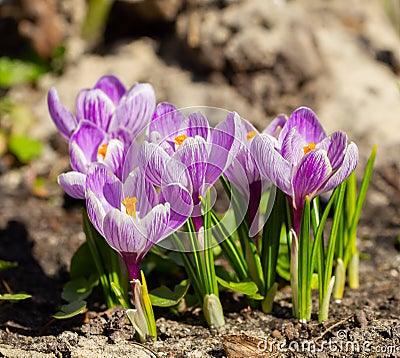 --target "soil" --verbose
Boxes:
[0,0,400,357]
